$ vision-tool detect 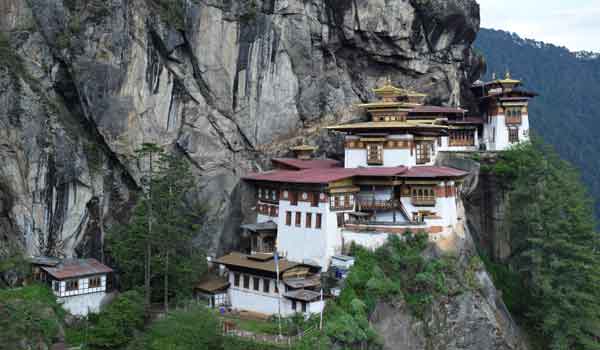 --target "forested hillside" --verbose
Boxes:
[475,28,600,215]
